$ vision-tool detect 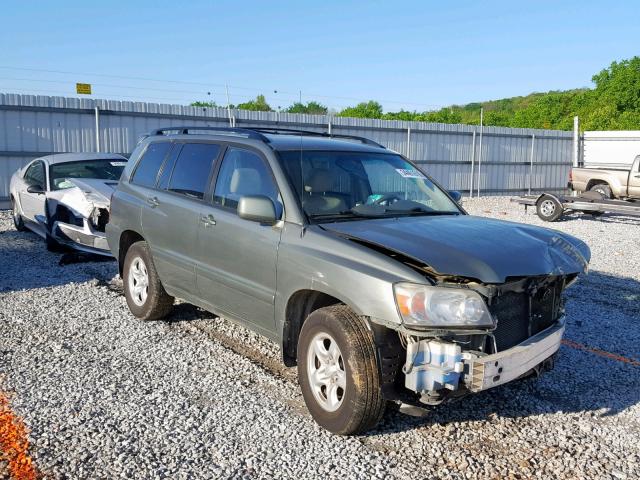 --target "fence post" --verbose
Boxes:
[476,108,484,197]
[328,118,332,135]
[94,106,100,153]
[469,130,476,198]
[573,116,580,168]
[528,134,535,195]
[407,127,411,159]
